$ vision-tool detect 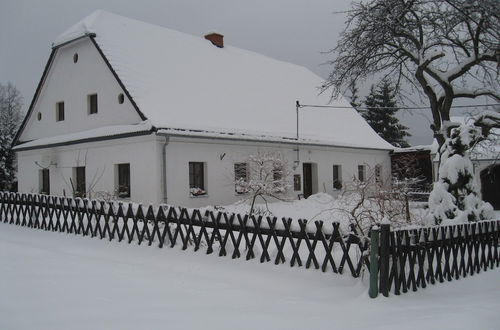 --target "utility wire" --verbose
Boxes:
[298,103,500,111]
